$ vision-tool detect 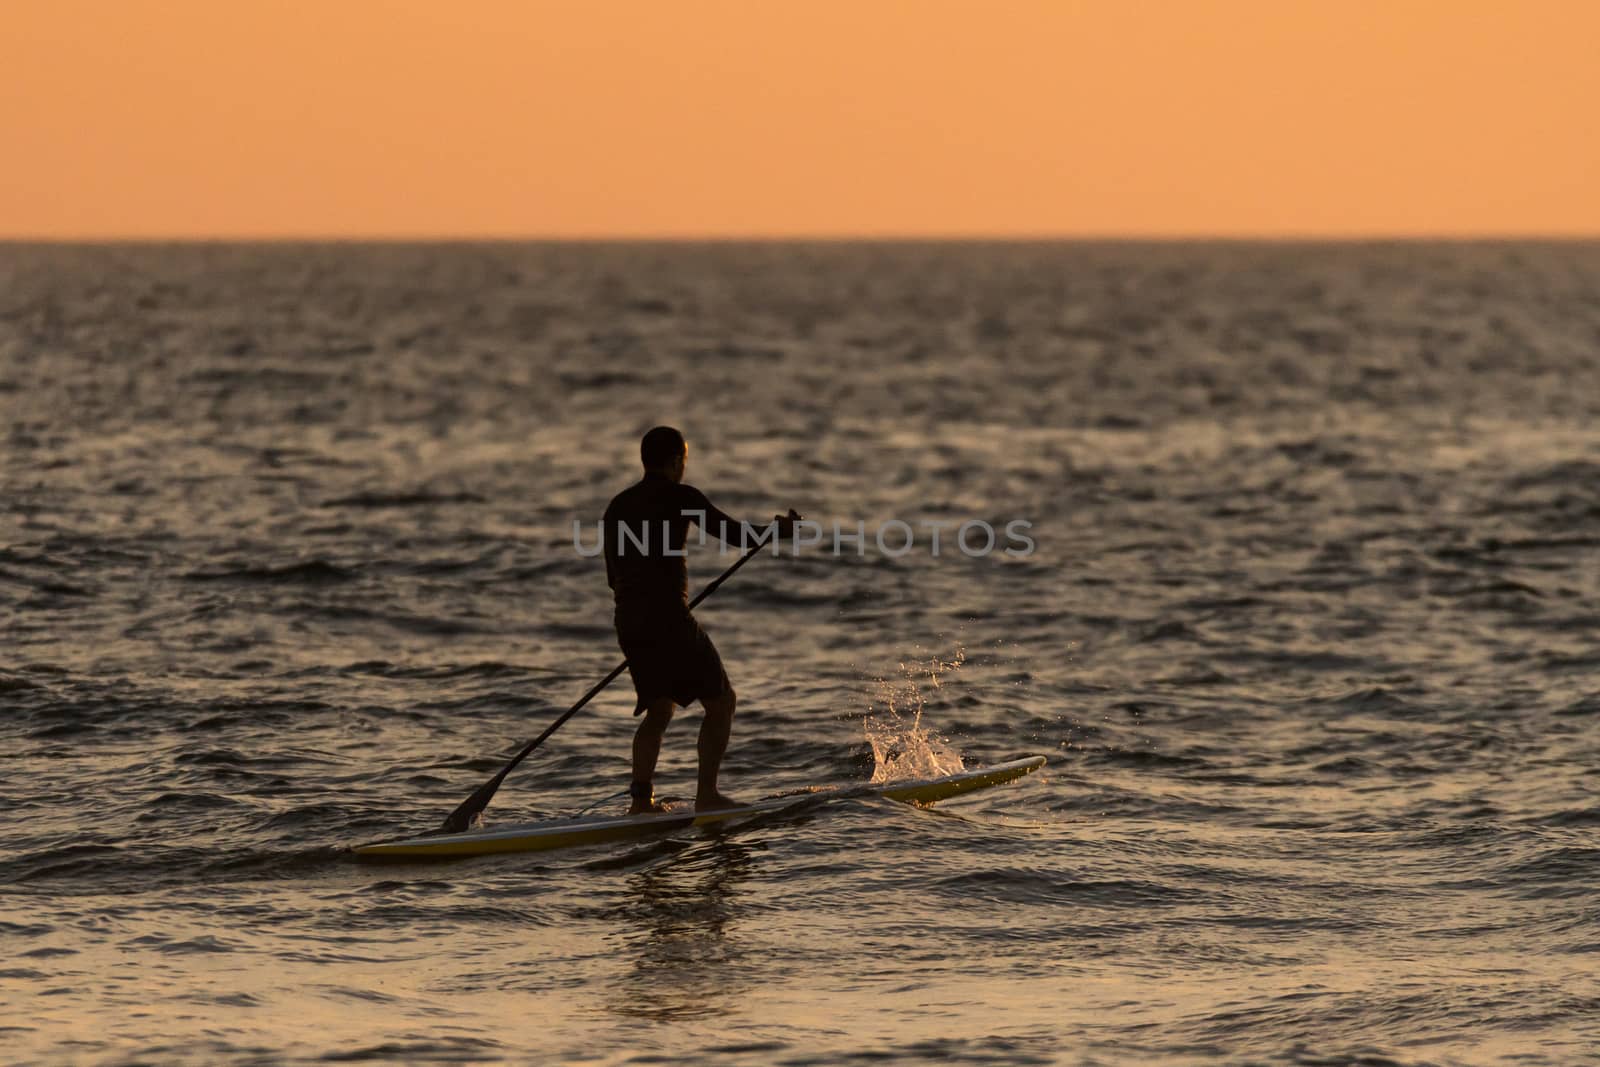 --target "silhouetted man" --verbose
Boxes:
[603,426,798,814]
